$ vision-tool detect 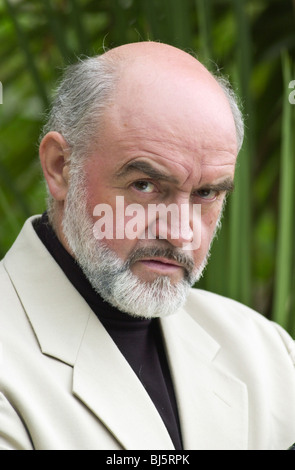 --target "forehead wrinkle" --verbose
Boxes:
[116,122,236,155]
[201,161,236,168]
[114,128,236,166]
